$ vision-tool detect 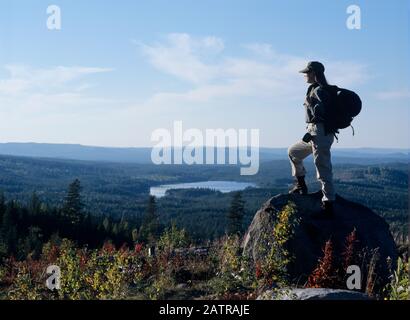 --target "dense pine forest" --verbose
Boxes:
[0,154,407,241]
